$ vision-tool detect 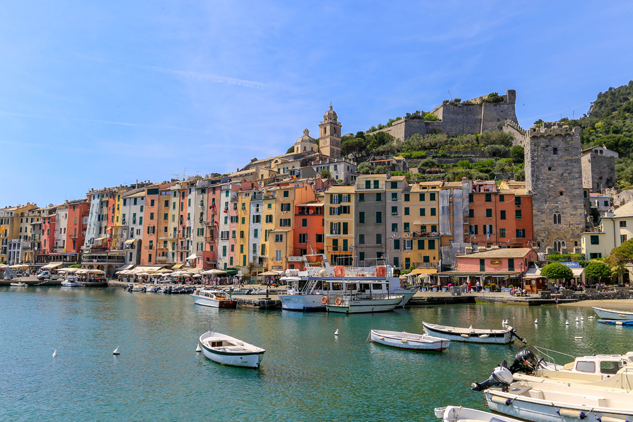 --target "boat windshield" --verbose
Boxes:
[600,361,621,374]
